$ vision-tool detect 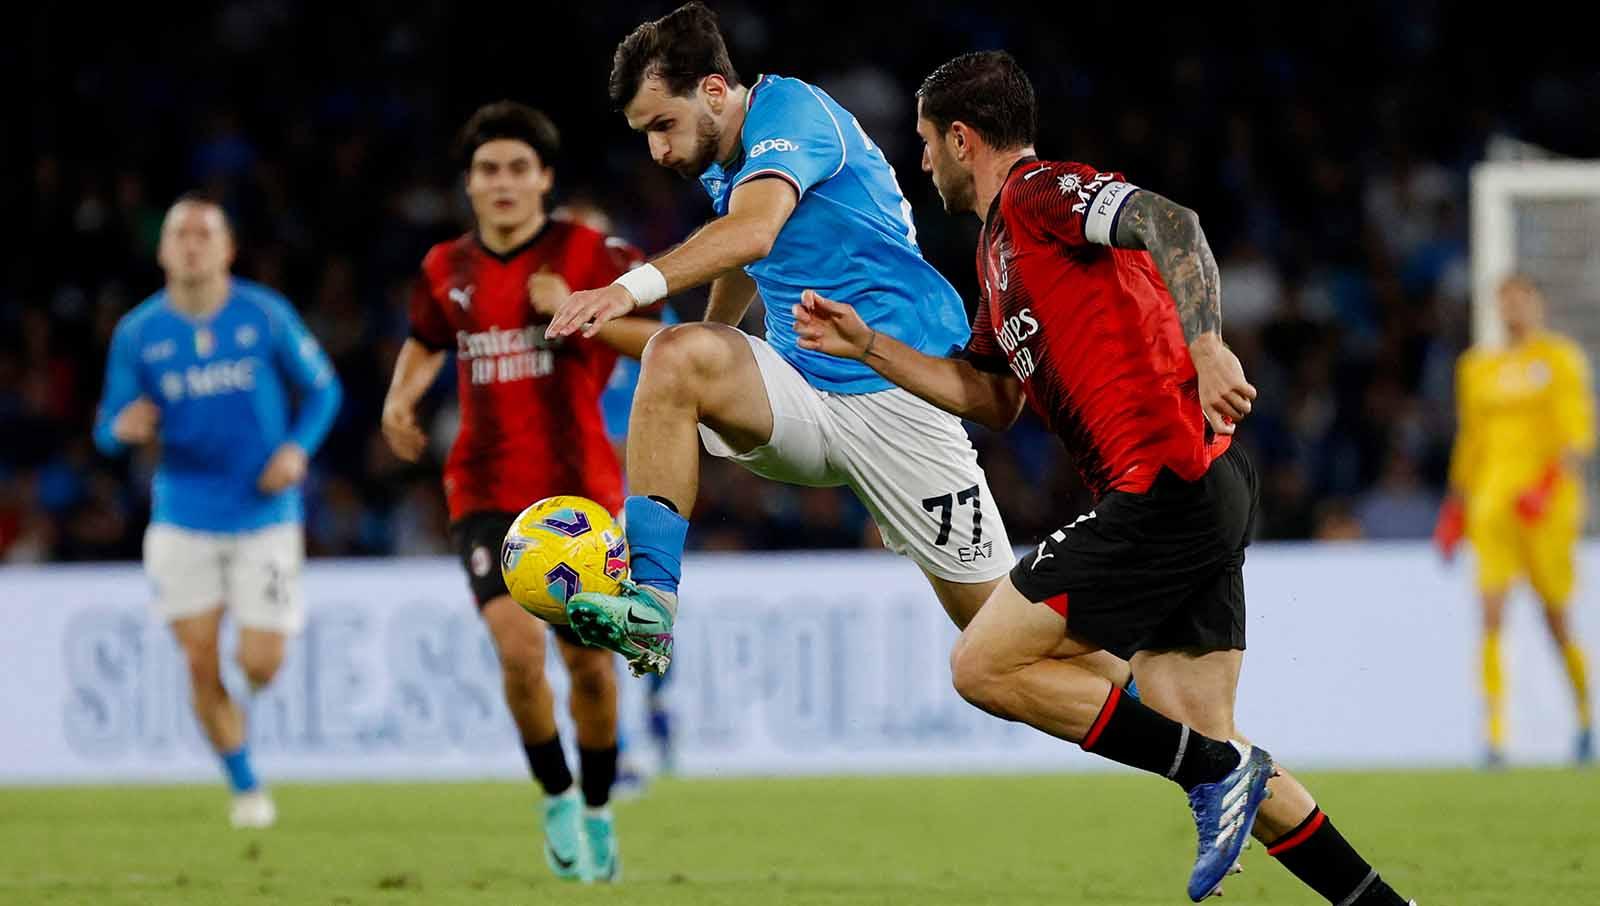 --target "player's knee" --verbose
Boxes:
[495,628,548,687]
[949,637,1006,714]
[566,654,616,704]
[236,647,283,690]
[640,324,725,386]
[179,638,222,685]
